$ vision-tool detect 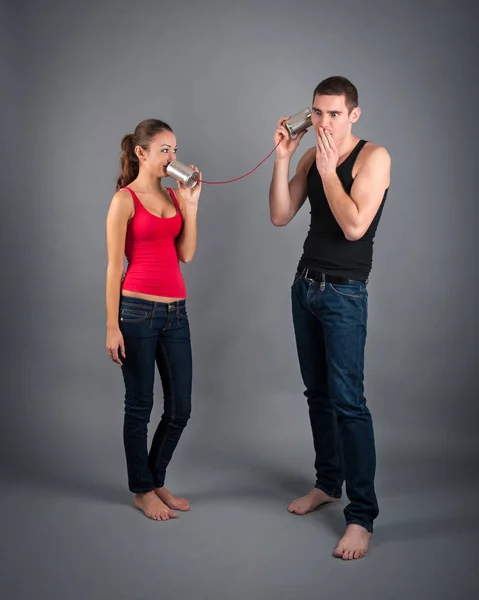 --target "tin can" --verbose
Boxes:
[284,108,312,137]
[166,160,200,188]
